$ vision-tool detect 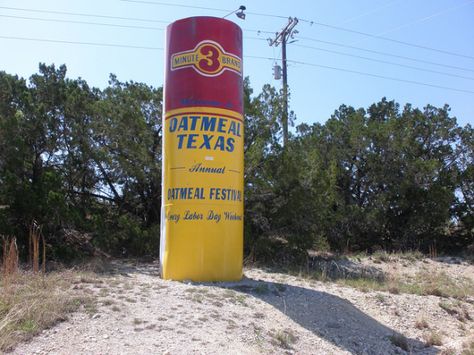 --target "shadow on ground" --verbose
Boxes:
[223,277,437,355]
[81,260,437,354]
